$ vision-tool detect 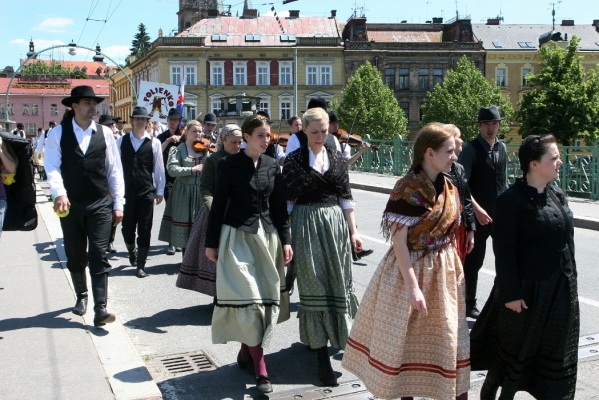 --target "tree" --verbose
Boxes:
[518,36,599,145]
[331,62,407,140]
[421,56,514,142]
[130,23,152,59]
[21,60,89,79]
